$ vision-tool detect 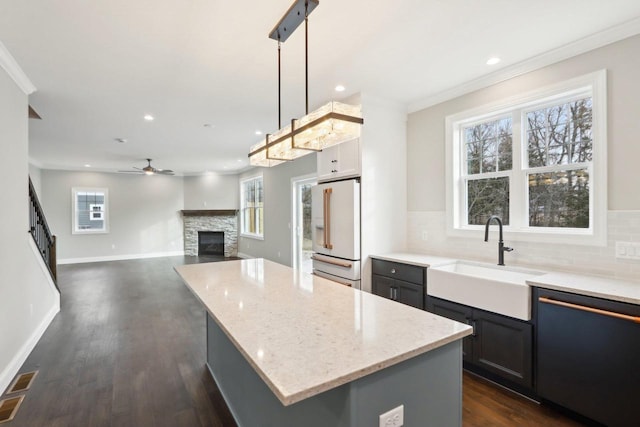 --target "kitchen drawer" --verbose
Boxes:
[372,259,424,285]
[312,254,360,280]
